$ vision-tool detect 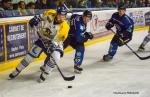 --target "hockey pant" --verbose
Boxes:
[14,44,43,72]
[64,36,85,66]
[15,45,62,74]
[140,32,150,47]
[108,35,131,57]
